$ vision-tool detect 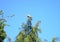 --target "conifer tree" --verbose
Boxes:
[0,10,7,42]
[15,15,41,42]
[0,10,14,42]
